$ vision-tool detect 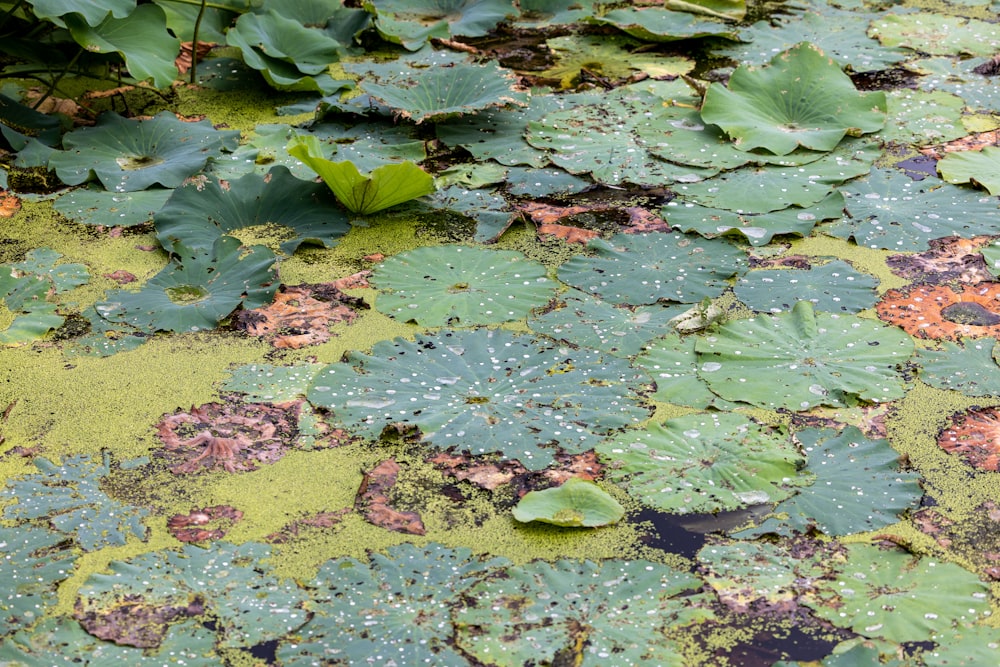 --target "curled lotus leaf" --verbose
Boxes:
[696,301,914,411]
[306,328,652,469]
[0,524,77,637]
[512,477,625,527]
[937,146,1000,195]
[453,558,711,667]
[557,232,747,306]
[876,283,1000,340]
[371,245,555,326]
[916,338,1000,396]
[700,42,887,155]
[734,259,879,313]
[597,412,804,514]
[27,0,136,26]
[49,112,240,192]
